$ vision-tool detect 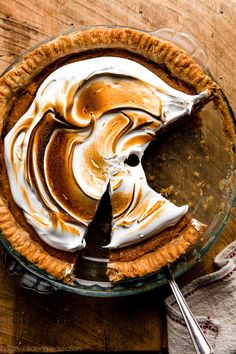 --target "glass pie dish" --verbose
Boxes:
[0,26,235,297]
